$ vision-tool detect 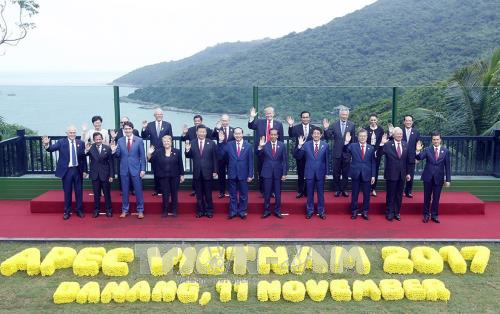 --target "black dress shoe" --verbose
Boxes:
[207,214,213,218]
[240,214,247,220]
[395,214,401,221]
[152,192,159,196]
[296,193,303,199]
[106,212,113,218]
[196,213,203,218]
[219,193,225,199]
[342,191,349,197]
[423,216,429,223]
[334,191,341,197]
[274,213,283,219]
[362,213,369,220]
[171,212,177,217]
[76,212,85,218]
[405,193,413,198]
[162,212,168,218]
[351,214,357,220]
[306,214,312,219]
[386,215,393,221]
[92,212,99,218]
[190,191,196,196]
[261,212,271,219]
[227,214,237,220]
[431,217,440,223]
[319,214,327,220]
[63,213,70,220]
